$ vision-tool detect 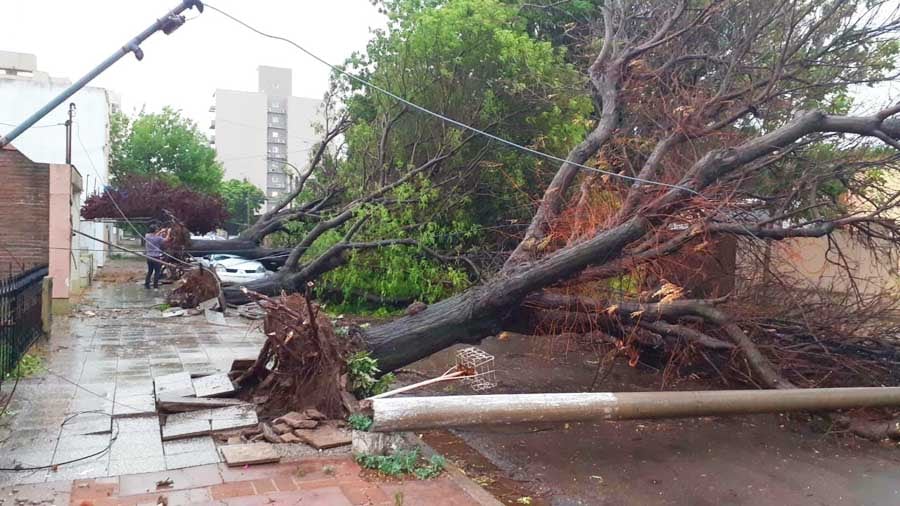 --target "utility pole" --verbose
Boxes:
[64,103,76,165]
[0,0,204,148]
